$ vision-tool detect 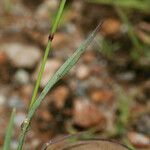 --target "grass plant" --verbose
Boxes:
[17,22,101,150]
[2,0,101,149]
